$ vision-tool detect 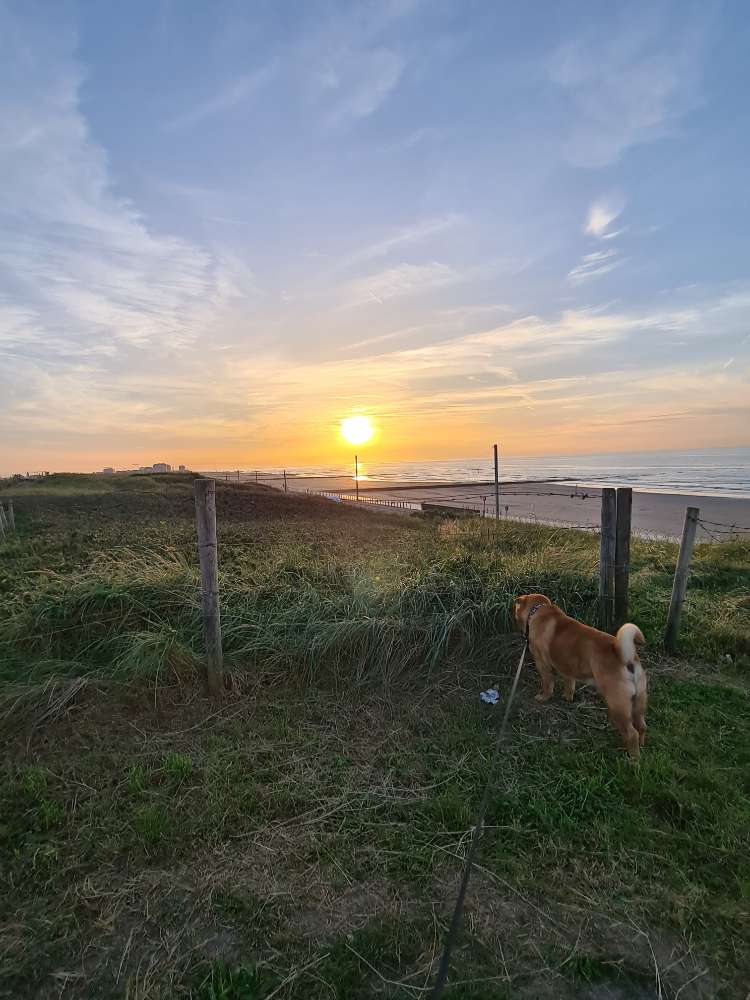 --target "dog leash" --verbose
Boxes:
[429,638,529,999]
